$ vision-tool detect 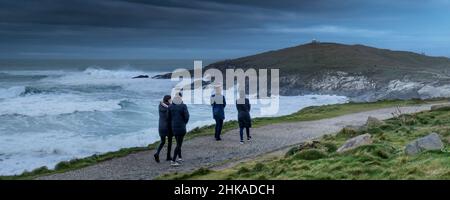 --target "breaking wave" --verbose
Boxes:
[0,94,127,117]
